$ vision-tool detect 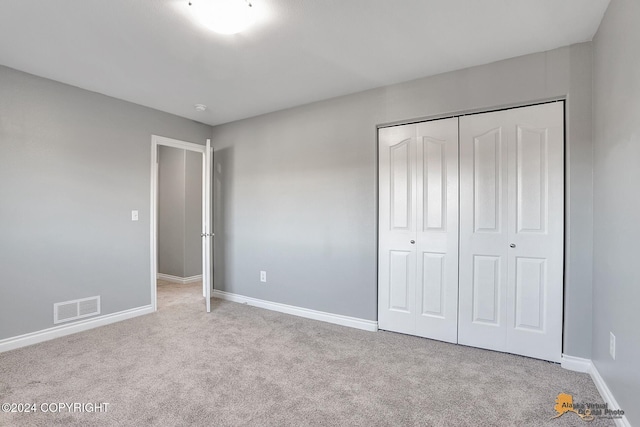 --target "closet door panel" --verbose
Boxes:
[378,124,417,335]
[415,118,459,343]
[473,127,503,233]
[506,102,564,362]
[459,110,510,352]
